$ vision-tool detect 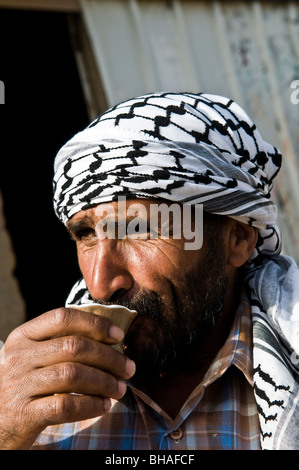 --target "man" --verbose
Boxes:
[1,92,299,450]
